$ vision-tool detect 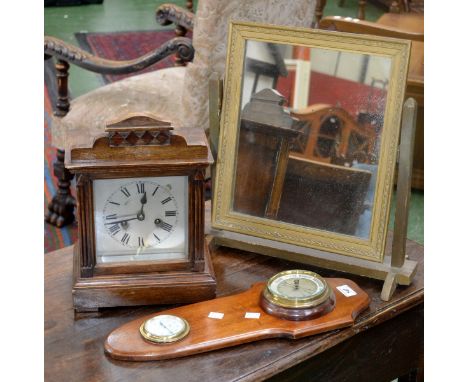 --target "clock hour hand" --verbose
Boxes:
[154,218,173,232]
[137,192,147,221]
